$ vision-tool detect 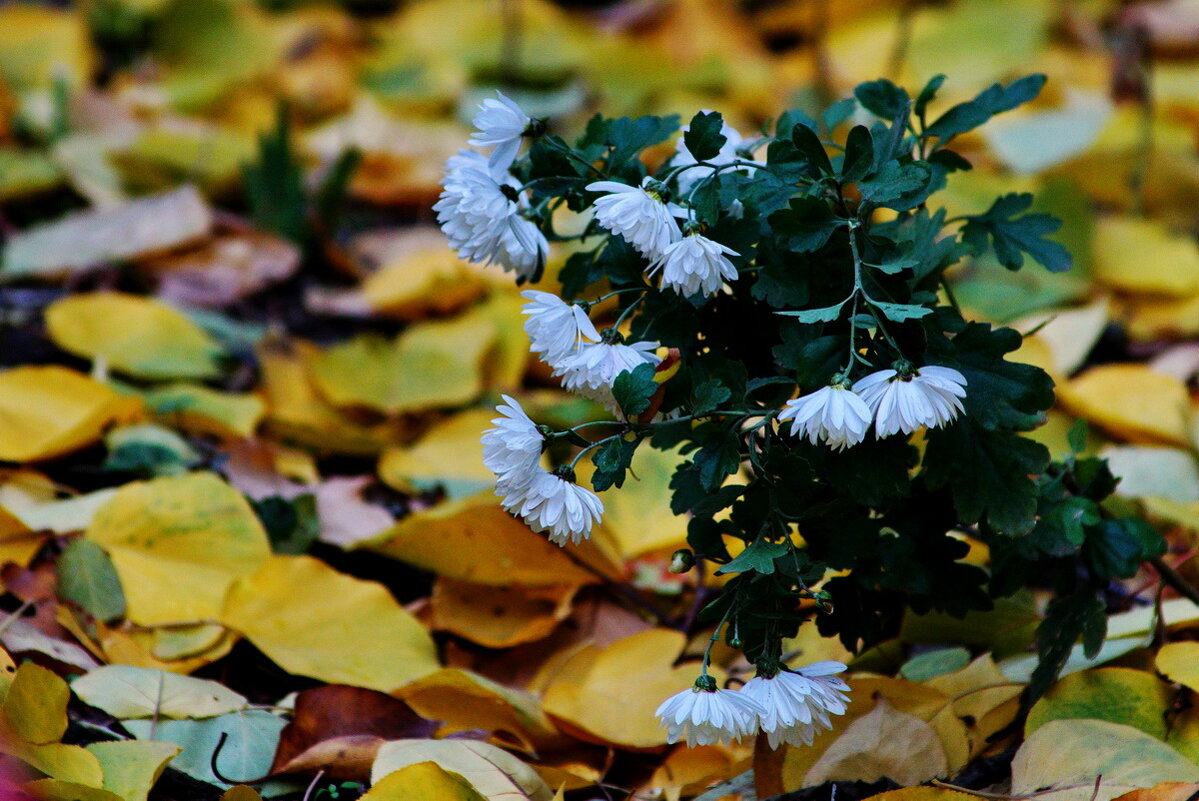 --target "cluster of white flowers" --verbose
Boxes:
[438,92,749,299]
[656,662,850,748]
[481,395,604,546]
[586,178,741,298]
[435,95,546,281]
[522,290,661,412]
[778,366,968,450]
